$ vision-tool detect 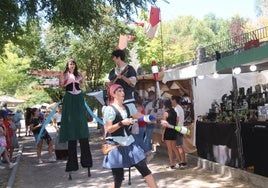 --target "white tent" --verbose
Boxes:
[0,95,25,105]
[162,60,216,83]
[193,70,268,117]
